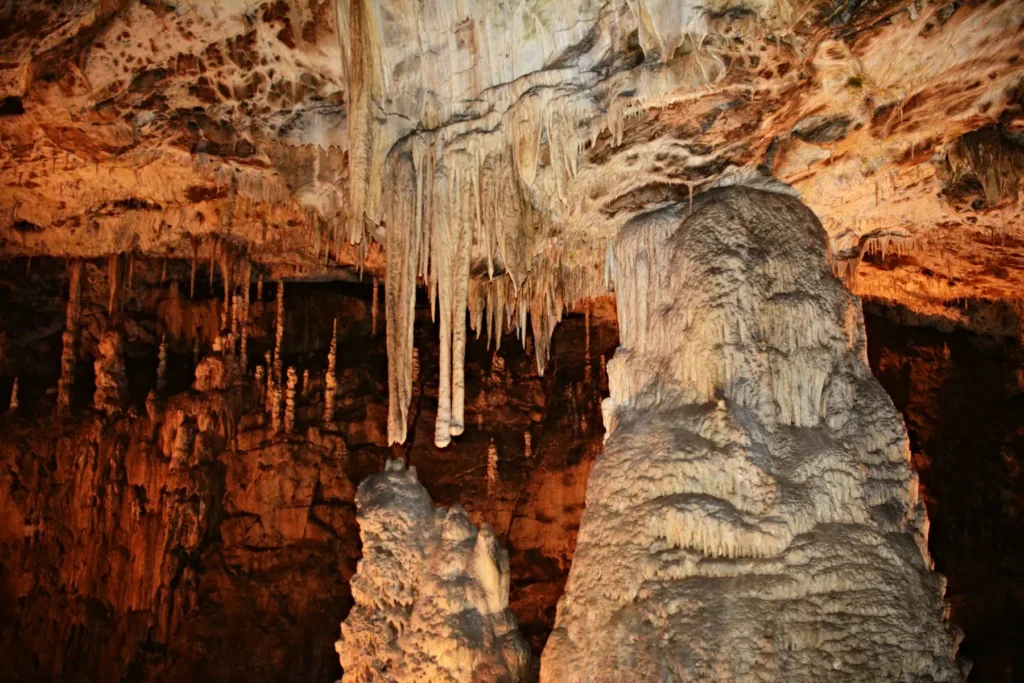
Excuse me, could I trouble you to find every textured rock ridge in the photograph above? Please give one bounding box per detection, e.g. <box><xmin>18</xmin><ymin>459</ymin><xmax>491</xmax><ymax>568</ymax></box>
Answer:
<box><xmin>541</xmin><ymin>185</ymin><xmax>961</xmax><ymax>682</ymax></box>
<box><xmin>338</xmin><ymin>459</ymin><xmax>529</xmax><ymax>682</ymax></box>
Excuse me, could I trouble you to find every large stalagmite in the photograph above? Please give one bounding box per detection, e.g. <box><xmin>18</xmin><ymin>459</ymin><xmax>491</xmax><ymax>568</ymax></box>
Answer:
<box><xmin>337</xmin><ymin>459</ymin><xmax>529</xmax><ymax>683</ymax></box>
<box><xmin>541</xmin><ymin>184</ymin><xmax>961</xmax><ymax>681</ymax></box>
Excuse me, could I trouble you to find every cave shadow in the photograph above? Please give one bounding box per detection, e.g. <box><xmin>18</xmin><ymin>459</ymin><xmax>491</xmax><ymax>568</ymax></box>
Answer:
<box><xmin>865</xmin><ymin>307</ymin><xmax>1024</xmax><ymax>682</ymax></box>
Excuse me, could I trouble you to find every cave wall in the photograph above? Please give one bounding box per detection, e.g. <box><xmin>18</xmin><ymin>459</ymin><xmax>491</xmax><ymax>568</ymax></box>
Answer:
<box><xmin>866</xmin><ymin>309</ymin><xmax>1024</xmax><ymax>682</ymax></box>
<box><xmin>0</xmin><ymin>260</ymin><xmax>614</xmax><ymax>682</ymax></box>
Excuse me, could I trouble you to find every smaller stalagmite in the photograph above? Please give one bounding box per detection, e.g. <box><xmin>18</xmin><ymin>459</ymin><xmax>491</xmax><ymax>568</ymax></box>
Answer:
<box><xmin>337</xmin><ymin>459</ymin><xmax>528</xmax><ymax>683</ymax></box>
<box><xmin>274</xmin><ymin>280</ymin><xmax>285</xmax><ymax>388</ymax></box>
<box><xmin>487</xmin><ymin>438</ymin><xmax>499</xmax><ymax>493</ymax></box>
<box><xmin>56</xmin><ymin>260</ymin><xmax>83</xmax><ymax>413</ymax></box>
<box><xmin>324</xmin><ymin>319</ymin><xmax>338</xmax><ymax>424</ymax></box>
<box><xmin>156</xmin><ymin>336</ymin><xmax>168</xmax><ymax>394</ymax></box>
<box><xmin>8</xmin><ymin>378</ymin><xmax>18</xmax><ymax>412</ymax></box>
<box><xmin>93</xmin><ymin>330</ymin><xmax>128</xmax><ymax>416</ymax></box>
<box><xmin>284</xmin><ymin>367</ymin><xmax>297</xmax><ymax>433</ymax></box>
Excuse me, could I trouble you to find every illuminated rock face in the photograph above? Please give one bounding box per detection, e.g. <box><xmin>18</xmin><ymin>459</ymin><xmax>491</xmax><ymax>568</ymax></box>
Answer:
<box><xmin>541</xmin><ymin>184</ymin><xmax>961</xmax><ymax>682</ymax></box>
<box><xmin>337</xmin><ymin>459</ymin><xmax>529</xmax><ymax>683</ymax></box>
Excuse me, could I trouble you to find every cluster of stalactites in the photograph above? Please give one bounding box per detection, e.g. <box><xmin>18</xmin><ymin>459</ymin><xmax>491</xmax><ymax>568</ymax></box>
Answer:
<box><xmin>364</xmin><ymin>0</ymin><xmax>763</xmax><ymax>448</ymax></box>
<box><xmin>381</xmin><ymin>138</ymin><xmax>615</xmax><ymax>447</ymax></box>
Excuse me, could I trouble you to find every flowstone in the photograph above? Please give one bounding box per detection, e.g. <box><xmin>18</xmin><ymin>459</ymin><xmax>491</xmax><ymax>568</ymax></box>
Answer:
<box><xmin>337</xmin><ymin>459</ymin><xmax>529</xmax><ymax>683</ymax></box>
<box><xmin>541</xmin><ymin>185</ymin><xmax>962</xmax><ymax>682</ymax></box>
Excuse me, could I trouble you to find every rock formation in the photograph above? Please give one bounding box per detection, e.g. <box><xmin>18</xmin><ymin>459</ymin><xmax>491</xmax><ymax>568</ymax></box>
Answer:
<box><xmin>325</xmin><ymin>319</ymin><xmax>338</xmax><ymax>424</ymax></box>
<box><xmin>56</xmin><ymin>260</ymin><xmax>83</xmax><ymax>413</ymax></box>
<box><xmin>337</xmin><ymin>459</ymin><xmax>529</xmax><ymax>683</ymax></box>
<box><xmin>541</xmin><ymin>185</ymin><xmax>961</xmax><ymax>681</ymax></box>
<box><xmin>8</xmin><ymin>377</ymin><xmax>18</xmax><ymax>412</ymax></box>
<box><xmin>93</xmin><ymin>330</ymin><xmax>128</xmax><ymax>415</ymax></box>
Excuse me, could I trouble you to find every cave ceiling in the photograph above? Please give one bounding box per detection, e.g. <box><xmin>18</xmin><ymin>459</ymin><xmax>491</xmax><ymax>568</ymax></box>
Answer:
<box><xmin>1</xmin><ymin>0</ymin><xmax>1022</xmax><ymax>334</ymax></box>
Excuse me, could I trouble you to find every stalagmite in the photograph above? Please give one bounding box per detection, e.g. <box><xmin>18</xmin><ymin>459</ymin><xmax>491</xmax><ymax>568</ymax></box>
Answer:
<box><xmin>192</xmin><ymin>336</ymin><xmax>200</xmax><ymax>366</ymax></box>
<box><xmin>371</xmin><ymin>278</ymin><xmax>379</xmax><ymax>336</ymax></box>
<box><xmin>324</xmin><ymin>319</ymin><xmax>337</xmax><ymax>424</ymax></box>
<box><xmin>584</xmin><ymin>303</ymin><xmax>592</xmax><ymax>384</ymax></box>
<box><xmin>255</xmin><ymin>365</ymin><xmax>265</xmax><ymax>404</ymax></box>
<box><xmin>93</xmin><ymin>330</ymin><xmax>128</xmax><ymax>416</ymax></box>
<box><xmin>524</xmin><ymin>431</ymin><xmax>532</xmax><ymax>460</ymax></box>
<box><xmin>487</xmin><ymin>439</ymin><xmax>499</xmax><ymax>493</ymax></box>
<box><xmin>240</xmin><ymin>261</ymin><xmax>251</xmax><ymax>370</ymax></box>
<box><xmin>337</xmin><ymin>459</ymin><xmax>529</xmax><ymax>683</ymax></box>
<box><xmin>145</xmin><ymin>389</ymin><xmax>157</xmax><ymax>421</ymax></box>
<box><xmin>541</xmin><ymin>184</ymin><xmax>960</xmax><ymax>682</ymax></box>
<box><xmin>230</xmin><ymin>294</ymin><xmax>241</xmax><ymax>353</ymax></box>
<box><xmin>274</xmin><ymin>280</ymin><xmax>285</xmax><ymax>389</ymax></box>
<box><xmin>264</xmin><ymin>351</ymin><xmax>274</xmax><ymax>414</ymax></box>
<box><xmin>189</xmin><ymin>237</ymin><xmax>198</xmax><ymax>298</ymax></box>
<box><xmin>302</xmin><ymin>369</ymin><xmax>310</xmax><ymax>399</ymax></box>
<box><xmin>270</xmin><ymin>377</ymin><xmax>282</xmax><ymax>435</ymax></box>
<box><xmin>56</xmin><ymin>260</ymin><xmax>83</xmax><ymax>414</ymax></box>
<box><xmin>8</xmin><ymin>378</ymin><xmax>18</xmax><ymax>412</ymax></box>
<box><xmin>156</xmin><ymin>335</ymin><xmax>167</xmax><ymax>393</ymax></box>
<box><xmin>284</xmin><ymin>367</ymin><xmax>297</xmax><ymax>433</ymax></box>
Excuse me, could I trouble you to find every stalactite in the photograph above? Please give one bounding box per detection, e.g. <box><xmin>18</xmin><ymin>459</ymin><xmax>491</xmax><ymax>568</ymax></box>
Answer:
<box><xmin>487</xmin><ymin>438</ymin><xmax>499</xmax><ymax>493</ymax></box>
<box><xmin>209</xmin><ymin>235</ymin><xmax>217</xmax><ymax>288</ymax></box>
<box><xmin>160</xmin><ymin>258</ymin><xmax>167</xmax><ymax>284</ymax></box>
<box><xmin>324</xmin><ymin>319</ymin><xmax>338</xmax><ymax>424</ymax></box>
<box><xmin>221</xmin><ymin>248</ymin><xmax>233</xmax><ymax>318</ymax></box>
<box><xmin>524</xmin><ymin>431</ymin><xmax>532</xmax><ymax>460</ymax></box>
<box><xmin>430</xmin><ymin>160</ymin><xmax>474</xmax><ymax>448</ymax></box>
<box><xmin>192</xmin><ymin>336</ymin><xmax>200</xmax><ymax>366</ymax></box>
<box><xmin>107</xmin><ymin>253</ymin><xmax>120</xmax><ymax>317</ymax></box>
<box><xmin>257</xmin><ymin>273</ymin><xmax>264</xmax><ymax>300</ymax></box>
<box><xmin>302</xmin><ymin>369</ymin><xmax>310</xmax><ymax>399</ymax></box>
<box><xmin>9</xmin><ymin>377</ymin><xmax>18</xmax><ymax>412</ymax></box>
<box><xmin>156</xmin><ymin>335</ymin><xmax>167</xmax><ymax>393</ymax></box>
<box><xmin>384</xmin><ymin>145</ymin><xmax>424</xmax><ymax>446</ymax></box>
<box><xmin>57</xmin><ymin>260</ymin><xmax>83</xmax><ymax>414</ymax></box>
<box><xmin>284</xmin><ymin>367</ymin><xmax>297</xmax><ymax>433</ymax></box>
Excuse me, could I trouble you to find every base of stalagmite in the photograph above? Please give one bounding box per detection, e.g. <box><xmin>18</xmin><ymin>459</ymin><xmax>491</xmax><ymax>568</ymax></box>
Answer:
<box><xmin>541</xmin><ymin>185</ymin><xmax>962</xmax><ymax>682</ymax></box>
<box><xmin>337</xmin><ymin>459</ymin><xmax>529</xmax><ymax>683</ymax></box>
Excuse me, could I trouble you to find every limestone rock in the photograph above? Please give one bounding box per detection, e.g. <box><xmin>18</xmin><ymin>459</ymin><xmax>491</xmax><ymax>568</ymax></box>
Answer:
<box><xmin>541</xmin><ymin>185</ymin><xmax>961</xmax><ymax>682</ymax></box>
<box><xmin>193</xmin><ymin>355</ymin><xmax>242</xmax><ymax>393</ymax></box>
<box><xmin>337</xmin><ymin>459</ymin><xmax>529</xmax><ymax>683</ymax></box>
